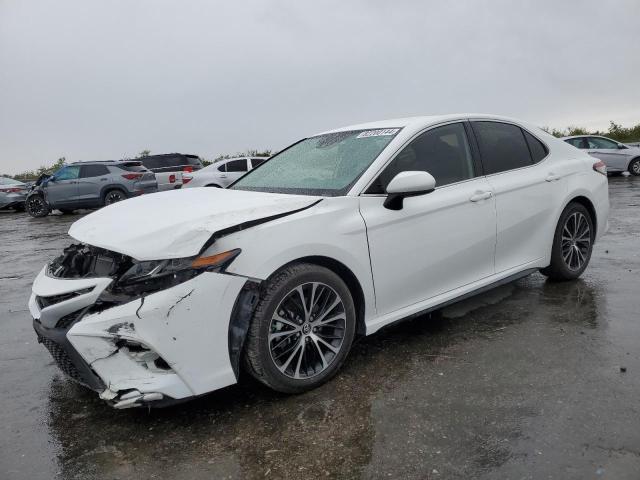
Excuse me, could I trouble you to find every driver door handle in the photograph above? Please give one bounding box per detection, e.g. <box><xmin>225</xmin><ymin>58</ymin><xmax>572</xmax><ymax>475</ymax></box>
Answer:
<box><xmin>546</xmin><ymin>173</ymin><xmax>561</xmax><ymax>182</ymax></box>
<box><xmin>469</xmin><ymin>191</ymin><xmax>493</xmax><ymax>202</ymax></box>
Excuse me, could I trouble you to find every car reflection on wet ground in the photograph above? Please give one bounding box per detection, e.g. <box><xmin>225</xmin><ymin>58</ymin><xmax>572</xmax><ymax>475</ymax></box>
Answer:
<box><xmin>1</xmin><ymin>176</ymin><xmax>639</xmax><ymax>480</ymax></box>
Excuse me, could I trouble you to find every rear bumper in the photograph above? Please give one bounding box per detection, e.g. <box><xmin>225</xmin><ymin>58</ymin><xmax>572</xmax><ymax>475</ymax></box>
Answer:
<box><xmin>29</xmin><ymin>266</ymin><xmax>247</xmax><ymax>408</ymax></box>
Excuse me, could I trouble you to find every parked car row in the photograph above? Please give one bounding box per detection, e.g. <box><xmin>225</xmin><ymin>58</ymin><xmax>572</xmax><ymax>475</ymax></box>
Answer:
<box><xmin>2</xmin><ymin>153</ymin><xmax>205</xmax><ymax>217</ymax></box>
<box><xmin>3</xmin><ymin>154</ymin><xmax>274</xmax><ymax>217</ymax></box>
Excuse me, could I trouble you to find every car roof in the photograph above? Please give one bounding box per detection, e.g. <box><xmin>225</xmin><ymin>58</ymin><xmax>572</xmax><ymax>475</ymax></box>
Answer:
<box><xmin>316</xmin><ymin>113</ymin><xmax>531</xmax><ymax>136</ymax></box>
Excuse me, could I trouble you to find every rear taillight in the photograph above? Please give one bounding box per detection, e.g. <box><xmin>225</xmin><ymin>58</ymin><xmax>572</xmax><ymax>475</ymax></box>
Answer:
<box><xmin>169</xmin><ymin>174</ymin><xmax>176</xmax><ymax>183</ymax></box>
<box><xmin>122</xmin><ymin>173</ymin><xmax>143</xmax><ymax>180</ymax></box>
<box><xmin>183</xmin><ymin>166</ymin><xmax>193</xmax><ymax>173</ymax></box>
<box><xmin>0</xmin><ymin>187</ymin><xmax>23</xmax><ymax>193</ymax></box>
<box><xmin>593</xmin><ymin>160</ymin><xmax>607</xmax><ymax>176</ymax></box>
<box><xmin>183</xmin><ymin>175</ymin><xmax>192</xmax><ymax>184</ymax></box>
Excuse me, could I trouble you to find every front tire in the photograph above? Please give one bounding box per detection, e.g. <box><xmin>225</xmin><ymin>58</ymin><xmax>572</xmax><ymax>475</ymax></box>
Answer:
<box><xmin>628</xmin><ymin>158</ymin><xmax>640</xmax><ymax>176</ymax></box>
<box><xmin>26</xmin><ymin>195</ymin><xmax>50</xmax><ymax>218</ymax></box>
<box><xmin>540</xmin><ymin>202</ymin><xmax>594</xmax><ymax>281</ymax></box>
<box><xmin>243</xmin><ymin>263</ymin><xmax>356</xmax><ymax>393</ymax></box>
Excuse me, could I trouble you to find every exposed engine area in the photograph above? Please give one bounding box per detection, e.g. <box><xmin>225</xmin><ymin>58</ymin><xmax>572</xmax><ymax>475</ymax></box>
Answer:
<box><xmin>48</xmin><ymin>243</ymin><xmax>133</xmax><ymax>280</ymax></box>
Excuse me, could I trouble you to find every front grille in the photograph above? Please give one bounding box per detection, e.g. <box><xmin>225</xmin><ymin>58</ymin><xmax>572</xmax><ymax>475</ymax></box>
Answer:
<box><xmin>38</xmin><ymin>334</ymin><xmax>85</xmax><ymax>384</ymax></box>
<box><xmin>37</xmin><ymin>287</ymin><xmax>93</xmax><ymax>309</ymax></box>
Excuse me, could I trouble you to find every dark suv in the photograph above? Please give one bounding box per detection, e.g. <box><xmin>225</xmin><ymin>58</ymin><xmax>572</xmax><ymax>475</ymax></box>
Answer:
<box><xmin>25</xmin><ymin>160</ymin><xmax>157</xmax><ymax>217</ymax></box>
<box><xmin>137</xmin><ymin>153</ymin><xmax>203</xmax><ymax>191</ymax></box>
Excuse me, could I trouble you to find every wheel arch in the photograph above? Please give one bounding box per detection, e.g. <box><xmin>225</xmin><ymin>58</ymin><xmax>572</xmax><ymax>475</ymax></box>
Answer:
<box><xmin>628</xmin><ymin>156</ymin><xmax>640</xmax><ymax>171</ymax></box>
<box><xmin>568</xmin><ymin>195</ymin><xmax>597</xmax><ymax>235</ymax></box>
<box><xmin>100</xmin><ymin>185</ymin><xmax>128</xmax><ymax>202</ymax></box>
<box><xmin>273</xmin><ymin>256</ymin><xmax>367</xmax><ymax>337</ymax></box>
<box><xmin>227</xmin><ymin>255</ymin><xmax>367</xmax><ymax>380</ymax></box>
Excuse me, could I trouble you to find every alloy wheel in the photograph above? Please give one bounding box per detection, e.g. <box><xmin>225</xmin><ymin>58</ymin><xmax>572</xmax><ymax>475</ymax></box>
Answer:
<box><xmin>105</xmin><ymin>191</ymin><xmax>125</xmax><ymax>205</ymax></box>
<box><xmin>561</xmin><ymin>211</ymin><xmax>591</xmax><ymax>271</ymax></box>
<box><xmin>27</xmin><ymin>196</ymin><xmax>47</xmax><ymax>216</ymax></box>
<box><xmin>631</xmin><ymin>160</ymin><xmax>640</xmax><ymax>175</ymax></box>
<box><xmin>268</xmin><ymin>282</ymin><xmax>346</xmax><ymax>379</ymax></box>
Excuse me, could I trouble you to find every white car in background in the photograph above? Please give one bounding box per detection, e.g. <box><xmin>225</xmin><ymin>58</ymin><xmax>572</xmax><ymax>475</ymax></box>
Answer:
<box><xmin>182</xmin><ymin>157</ymin><xmax>268</xmax><ymax>188</ymax></box>
<box><xmin>562</xmin><ymin>135</ymin><xmax>640</xmax><ymax>176</ymax></box>
<box><xmin>30</xmin><ymin>114</ymin><xmax>608</xmax><ymax>408</ymax></box>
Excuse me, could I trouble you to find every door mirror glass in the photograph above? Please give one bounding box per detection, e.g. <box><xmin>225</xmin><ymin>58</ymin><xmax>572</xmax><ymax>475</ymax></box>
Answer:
<box><xmin>618</xmin><ymin>144</ymin><xmax>628</xmax><ymax>150</ymax></box>
<box><xmin>384</xmin><ymin>171</ymin><xmax>436</xmax><ymax>210</ymax></box>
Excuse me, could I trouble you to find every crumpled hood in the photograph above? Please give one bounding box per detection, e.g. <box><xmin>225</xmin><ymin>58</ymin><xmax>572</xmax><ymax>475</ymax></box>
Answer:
<box><xmin>69</xmin><ymin>188</ymin><xmax>321</xmax><ymax>260</ymax></box>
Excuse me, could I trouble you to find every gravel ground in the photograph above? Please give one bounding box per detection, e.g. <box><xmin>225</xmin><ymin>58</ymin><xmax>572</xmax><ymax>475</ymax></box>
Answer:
<box><xmin>1</xmin><ymin>176</ymin><xmax>639</xmax><ymax>480</ymax></box>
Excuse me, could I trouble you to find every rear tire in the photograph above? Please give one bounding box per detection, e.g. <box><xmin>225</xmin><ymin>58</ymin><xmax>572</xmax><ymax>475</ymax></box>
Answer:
<box><xmin>103</xmin><ymin>189</ymin><xmax>126</xmax><ymax>206</ymax></box>
<box><xmin>540</xmin><ymin>202</ymin><xmax>594</xmax><ymax>281</ymax></box>
<box><xmin>26</xmin><ymin>195</ymin><xmax>50</xmax><ymax>218</ymax></box>
<box><xmin>243</xmin><ymin>263</ymin><xmax>356</xmax><ymax>394</ymax></box>
<box><xmin>628</xmin><ymin>158</ymin><xmax>640</xmax><ymax>176</ymax></box>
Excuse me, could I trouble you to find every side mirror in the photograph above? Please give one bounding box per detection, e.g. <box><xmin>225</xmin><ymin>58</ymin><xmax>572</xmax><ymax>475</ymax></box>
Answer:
<box><xmin>48</xmin><ymin>176</ymin><xmax>57</xmax><ymax>182</ymax></box>
<box><xmin>618</xmin><ymin>144</ymin><xmax>628</xmax><ymax>150</ymax></box>
<box><xmin>383</xmin><ymin>171</ymin><xmax>436</xmax><ymax>210</ymax></box>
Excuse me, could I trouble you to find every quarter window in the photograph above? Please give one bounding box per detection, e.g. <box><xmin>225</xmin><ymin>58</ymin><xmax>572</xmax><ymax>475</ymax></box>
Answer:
<box><xmin>523</xmin><ymin>130</ymin><xmax>548</xmax><ymax>163</ymax></box>
<box><xmin>368</xmin><ymin>123</ymin><xmax>474</xmax><ymax>193</ymax></box>
<box><xmin>251</xmin><ymin>158</ymin><xmax>267</xmax><ymax>168</ymax></box>
<box><xmin>226</xmin><ymin>159</ymin><xmax>248</xmax><ymax>172</ymax></box>
<box><xmin>472</xmin><ymin>121</ymin><xmax>532</xmax><ymax>174</ymax></box>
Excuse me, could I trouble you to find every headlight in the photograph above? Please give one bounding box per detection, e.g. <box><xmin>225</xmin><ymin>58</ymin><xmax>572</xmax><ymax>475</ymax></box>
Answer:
<box><xmin>113</xmin><ymin>249</ymin><xmax>241</xmax><ymax>295</ymax></box>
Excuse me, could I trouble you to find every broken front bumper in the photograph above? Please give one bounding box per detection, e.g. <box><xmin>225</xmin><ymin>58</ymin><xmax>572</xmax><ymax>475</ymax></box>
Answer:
<box><xmin>29</xmin><ymin>266</ymin><xmax>247</xmax><ymax>408</ymax></box>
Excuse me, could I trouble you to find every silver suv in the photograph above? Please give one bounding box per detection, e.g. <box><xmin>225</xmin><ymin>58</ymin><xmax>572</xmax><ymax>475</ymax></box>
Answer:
<box><xmin>25</xmin><ymin>160</ymin><xmax>157</xmax><ymax>217</ymax></box>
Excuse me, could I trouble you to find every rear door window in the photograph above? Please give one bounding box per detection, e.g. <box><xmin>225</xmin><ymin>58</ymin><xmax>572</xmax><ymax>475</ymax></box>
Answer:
<box><xmin>472</xmin><ymin>121</ymin><xmax>533</xmax><ymax>174</ymax></box>
<box><xmin>565</xmin><ymin>138</ymin><xmax>589</xmax><ymax>149</ymax></box>
<box><xmin>587</xmin><ymin>137</ymin><xmax>619</xmax><ymax>149</ymax></box>
<box><xmin>226</xmin><ymin>159</ymin><xmax>248</xmax><ymax>172</ymax></box>
<box><xmin>79</xmin><ymin>165</ymin><xmax>110</xmax><ymax>178</ymax></box>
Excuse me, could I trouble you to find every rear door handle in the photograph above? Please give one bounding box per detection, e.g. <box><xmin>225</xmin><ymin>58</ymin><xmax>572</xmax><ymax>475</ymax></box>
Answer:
<box><xmin>546</xmin><ymin>173</ymin><xmax>560</xmax><ymax>182</ymax></box>
<box><xmin>469</xmin><ymin>191</ymin><xmax>493</xmax><ymax>202</ymax></box>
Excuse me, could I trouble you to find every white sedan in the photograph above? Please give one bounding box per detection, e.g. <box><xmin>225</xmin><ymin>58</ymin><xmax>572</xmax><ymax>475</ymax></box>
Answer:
<box><xmin>182</xmin><ymin>157</ymin><xmax>268</xmax><ymax>189</ymax></box>
<box><xmin>30</xmin><ymin>114</ymin><xmax>609</xmax><ymax>408</ymax></box>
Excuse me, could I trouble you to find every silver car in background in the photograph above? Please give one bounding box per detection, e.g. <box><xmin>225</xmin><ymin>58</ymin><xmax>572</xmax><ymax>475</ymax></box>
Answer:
<box><xmin>0</xmin><ymin>177</ymin><xmax>27</xmax><ymax>211</ymax></box>
<box><xmin>182</xmin><ymin>157</ymin><xmax>268</xmax><ymax>188</ymax></box>
<box><xmin>562</xmin><ymin>135</ymin><xmax>640</xmax><ymax>175</ymax></box>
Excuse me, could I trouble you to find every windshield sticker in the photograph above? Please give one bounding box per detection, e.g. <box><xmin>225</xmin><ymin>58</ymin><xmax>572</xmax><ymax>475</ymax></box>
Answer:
<box><xmin>356</xmin><ymin>128</ymin><xmax>400</xmax><ymax>139</ymax></box>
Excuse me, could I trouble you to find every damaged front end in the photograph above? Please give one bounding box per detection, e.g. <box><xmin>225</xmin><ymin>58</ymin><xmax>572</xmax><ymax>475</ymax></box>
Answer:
<box><xmin>30</xmin><ymin>243</ymin><xmax>249</xmax><ymax>408</ymax></box>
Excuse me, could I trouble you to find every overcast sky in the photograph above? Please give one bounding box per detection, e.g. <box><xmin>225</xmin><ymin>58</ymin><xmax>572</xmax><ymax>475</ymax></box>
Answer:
<box><xmin>1</xmin><ymin>0</ymin><xmax>639</xmax><ymax>174</ymax></box>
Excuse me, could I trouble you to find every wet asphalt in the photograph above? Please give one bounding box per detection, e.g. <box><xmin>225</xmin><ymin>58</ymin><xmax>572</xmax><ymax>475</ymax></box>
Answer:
<box><xmin>1</xmin><ymin>176</ymin><xmax>639</xmax><ymax>480</ymax></box>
